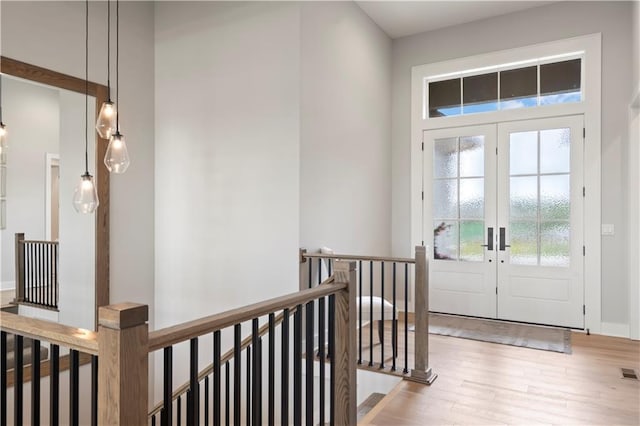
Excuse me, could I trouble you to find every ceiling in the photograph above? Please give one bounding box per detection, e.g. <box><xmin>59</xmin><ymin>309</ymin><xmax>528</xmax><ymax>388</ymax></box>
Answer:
<box><xmin>355</xmin><ymin>1</ymin><xmax>555</xmax><ymax>39</ymax></box>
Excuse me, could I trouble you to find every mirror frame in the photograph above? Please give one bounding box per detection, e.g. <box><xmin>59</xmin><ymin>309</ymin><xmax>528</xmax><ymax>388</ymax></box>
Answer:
<box><xmin>1</xmin><ymin>56</ymin><xmax>110</xmax><ymax>327</ymax></box>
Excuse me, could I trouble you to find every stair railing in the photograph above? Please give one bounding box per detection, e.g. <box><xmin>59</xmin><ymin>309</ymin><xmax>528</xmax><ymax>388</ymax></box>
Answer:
<box><xmin>300</xmin><ymin>245</ymin><xmax>436</xmax><ymax>384</ymax></box>
<box><xmin>14</xmin><ymin>232</ymin><xmax>59</xmax><ymax>309</ymax></box>
<box><xmin>0</xmin><ymin>312</ymin><xmax>98</xmax><ymax>425</ymax></box>
<box><xmin>147</xmin><ymin>260</ymin><xmax>357</xmax><ymax>425</ymax></box>
<box><xmin>2</xmin><ymin>261</ymin><xmax>358</xmax><ymax>425</ymax></box>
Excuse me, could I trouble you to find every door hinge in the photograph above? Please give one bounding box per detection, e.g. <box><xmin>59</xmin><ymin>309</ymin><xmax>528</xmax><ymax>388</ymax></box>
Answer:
<box><xmin>496</xmin><ymin>287</ymin><xmax>498</xmax><ymax>295</ymax></box>
<box><xmin>421</xmin><ymin>191</ymin><xmax>424</xmax><ymax>201</ymax></box>
<box><xmin>496</xmin><ymin>147</ymin><xmax>498</xmax><ymax>155</ymax></box>
<box><xmin>583</xmin><ymin>187</ymin><xmax>585</xmax><ymax>197</ymax></box>
<box><xmin>421</xmin><ymin>240</ymin><xmax>424</xmax><ymax>246</ymax></box>
<box><xmin>421</xmin><ymin>142</ymin><xmax>424</xmax><ymax>151</ymax></box>
<box><xmin>583</xmin><ymin>246</ymin><xmax>586</xmax><ymax>256</ymax></box>
<box><xmin>583</xmin><ymin>127</ymin><xmax>586</xmax><ymax>138</ymax></box>
<box><xmin>583</xmin><ymin>304</ymin><xmax>586</xmax><ymax>315</ymax></box>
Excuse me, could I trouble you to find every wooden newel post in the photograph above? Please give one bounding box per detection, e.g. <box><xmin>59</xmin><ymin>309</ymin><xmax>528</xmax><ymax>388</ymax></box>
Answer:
<box><xmin>14</xmin><ymin>233</ymin><xmax>24</xmax><ymax>303</ymax></box>
<box><xmin>98</xmin><ymin>303</ymin><xmax>149</xmax><ymax>425</ymax></box>
<box><xmin>333</xmin><ymin>260</ymin><xmax>357</xmax><ymax>425</ymax></box>
<box><xmin>411</xmin><ymin>246</ymin><xmax>437</xmax><ymax>384</ymax></box>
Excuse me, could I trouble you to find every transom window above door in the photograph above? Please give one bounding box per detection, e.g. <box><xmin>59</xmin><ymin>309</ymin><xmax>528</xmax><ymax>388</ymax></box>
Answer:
<box><xmin>428</xmin><ymin>57</ymin><xmax>582</xmax><ymax>118</ymax></box>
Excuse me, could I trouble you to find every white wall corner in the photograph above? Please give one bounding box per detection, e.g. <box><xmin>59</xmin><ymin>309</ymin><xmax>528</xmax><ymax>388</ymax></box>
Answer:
<box><xmin>600</xmin><ymin>321</ymin><xmax>630</xmax><ymax>339</ymax></box>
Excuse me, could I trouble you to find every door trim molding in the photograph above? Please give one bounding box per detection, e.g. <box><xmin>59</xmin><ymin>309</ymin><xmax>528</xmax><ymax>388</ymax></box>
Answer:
<box><xmin>411</xmin><ymin>33</ymin><xmax>602</xmax><ymax>333</ymax></box>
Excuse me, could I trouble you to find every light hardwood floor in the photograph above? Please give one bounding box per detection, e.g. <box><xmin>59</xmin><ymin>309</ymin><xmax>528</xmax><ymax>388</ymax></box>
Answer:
<box><xmin>361</xmin><ymin>327</ymin><xmax>640</xmax><ymax>425</ymax></box>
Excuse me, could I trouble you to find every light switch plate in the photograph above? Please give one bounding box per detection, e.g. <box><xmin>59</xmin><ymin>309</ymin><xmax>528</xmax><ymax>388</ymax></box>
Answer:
<box><xmin>601</xmin><ymin>224</ymin><xmax>615</xmax><ymax>236</ymax></box>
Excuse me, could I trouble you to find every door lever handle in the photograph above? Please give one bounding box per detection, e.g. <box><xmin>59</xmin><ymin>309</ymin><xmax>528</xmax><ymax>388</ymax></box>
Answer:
<box><xmin>481</xmin><ymin>227</ymin><xmax>494</xmax><ymax>251</ymax></box>
<box><xmin>499</xmin><ymin>227</ymin><xmax>510</xmax><ymax>251</ymax></box>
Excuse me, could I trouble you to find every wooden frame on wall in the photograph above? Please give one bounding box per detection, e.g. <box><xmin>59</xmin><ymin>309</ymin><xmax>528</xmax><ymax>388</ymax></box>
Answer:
<box><xmin>0</xmin><ymin>56</ymin><xmax>110</xmax><ymax>328</ymax></box>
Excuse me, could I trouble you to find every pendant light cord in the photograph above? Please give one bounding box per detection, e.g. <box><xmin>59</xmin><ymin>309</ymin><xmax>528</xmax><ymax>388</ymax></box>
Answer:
<box><xmin>107</xmin><ymin>0</ymin><xmax>111</xmax><ymax>99</ymax></box>
<box><xmin>85</xmin><ymin>0</ymin><xmax>89</xmax><ymax>175</ymax></box>
<box><xmin>115</xmin><ymin>0</ymin><xmax>119</xmax><ymax>131</ymax></box>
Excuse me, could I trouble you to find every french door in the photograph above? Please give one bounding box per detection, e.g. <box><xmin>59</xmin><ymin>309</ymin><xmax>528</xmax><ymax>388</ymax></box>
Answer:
<box><xmin>424</xmin><ymin>115</ymin><xmax>584</xmax><ymax>328</ymax></box>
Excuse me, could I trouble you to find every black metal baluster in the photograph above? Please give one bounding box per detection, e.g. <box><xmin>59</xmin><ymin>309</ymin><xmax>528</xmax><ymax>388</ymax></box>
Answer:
<box><xmin>234</xmin><ymin>324</ymin><xmax>241</xmax><ymax>426</ymax></box>
<box><xmin>305</xmin><ymin>301</ymin><xmax>314</xmax><ymax>426</ymax></box>
<box><xmin>328</xmin><ymin>258</ymin><xmax>332</xmax><ymax>276</ymax></box>
<box><xmin>369</xmin><ymin>261</ymin><xmax>374</xmax><ymax>367</ymax></box>
<box><xmin>213</xmin><ymin>331</ymin><xmax>221</xmax><ymax>426</ymax></box>
<box><xmin>0</xmin><ymin>332</ymin><xmax>6</xmax><ymax>426</ymax></box>
<box><xmin>162</xmin><ymin>346</ymin><xmax>172</xmax><ymax>426</ymax></box>
<box><xmin>38</xmin><ymin>244</ymin><xmax>43</xmax><ymax>305</ymax></box>
<box><xmin>392</xmin><ymin>262</ymin><xmax>397</xmax><ymax>371</ymax></box>
<box><xmin>45</xmin><ymin>244</ymin><xmax>49</xmax><ymax>305</ymax></box>
<box><xmin>318</xmin><ymin>259</ymin><xmax>322</xmax><ymax>284</ymax></box>
<box><xmin>14</xmin><ymin>335</ymin><xmax>23</xmax><ymax>426</ymax></box>
<box><xmin>225</xmin><ymin>361</ymin><xmax>230</xmax><ymax>426</ymax></box>
<box><xmin>268</xmin><ymin>313</ymin><xmax>275</xmax><ymax>426</ymax></box>
<box><xmin>252</xmin><ymin>319</ymin><xmax>259</xmax><ymax>426</ymax></box>
<box><xmin>358</xmin><ymin>260</ymin><xmax>362</xmax><ymax>365</ymax></box>
<box><xmin>308</xmin><ymin>257</ymin><xmax>312</xmax><ymax>289</ymax></box>
<box><xmin>293</xmin><ymin>305</ymin><xmax>302</xmax><ymax>426</ymax></box>
<box><xmin>69</xmin><ymin>350</ymin><xmax>79</xmax><ymax>426</ymax></box>
<box><xmin>151</xmin><ymin>414</ymin><xmax>156</xmax><ymax>426</ymax></box>
<box><xmin>246</xmin><ymin>346</ymin><xmax>251</xmax><ymax>426</ymax></box>
<box><xmin>54</xmin><ymin>244</ymin><xmax>59</xmax><ymax>308</ymax></box>
<box><xmin>257</xmin><ymin>338</ymin><xmax>263</xmax><ymax>426</ymax></box>
<box><xmin>319</xmin><ymin>296</ymin><xmax>325</xmax><ymax>426</ymax></box>
<box><xmin>91</xmin><ymin>355</ymin><xmax>98</xmax><ymax>426</ymax></box>
<box><xmin>328</xmin><ymin>295</ymin><xmax>336</xmax><ymax>426</ymax></box>
<box><xmin>177</xmin><ymin>396</ymin><xmax>181</xmax><ymax>426</ymax></box>
<box><xmin>281</xmin><ymin>309</ymin><xmax>290</xmax><ymax>426</ymax></box>
<box><xmin>404</xmin><ymin>263</ymin><xmax>409</xmax><ymax>374</ymax></box>
<box><xmin>31</xmin><ymin>339</ymin><xmax>40</xmax><ymax>425</ymax></box>
<box><xmin>26</xmin><ymin>245</ymin><xmax>31</xmax><ymax>303</ymax></box>
<box><xmin>50</xmin><ymin>344</ymin><xmax>59</xmax><ymax>426</ymax></box>
<box><xmin>188</xmin><ymin>338</ymin><xmax>199</xmax><ymax>425</ymax></box>
<box><xmin>380</xmin><ymin>262</ymin><xmax>385</xmax><ymax>368</ymax></box>
<box><xmin>205</xmin><ymin>375</ymin><xmax>210</xmax><ymax>426</ymax></box>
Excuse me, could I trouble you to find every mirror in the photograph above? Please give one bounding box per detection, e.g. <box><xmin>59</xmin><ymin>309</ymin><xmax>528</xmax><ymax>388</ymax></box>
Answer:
<box><xmin>0</xmin><ymin>56</ymin><xmax>110</xmax><ymax>330</ymax></box>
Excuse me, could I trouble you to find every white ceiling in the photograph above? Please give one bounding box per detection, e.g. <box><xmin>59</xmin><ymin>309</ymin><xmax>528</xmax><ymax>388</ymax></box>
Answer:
<box><xmin>355</xmin><ymin>1</ymin><xmax>555</xmax><ymax>39</ymax></box>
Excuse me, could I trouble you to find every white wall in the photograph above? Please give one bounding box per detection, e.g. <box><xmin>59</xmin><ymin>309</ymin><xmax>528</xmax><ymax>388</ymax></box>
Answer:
<box><xmin>629</xmin><ymin>2</ymin><xmax>640</xmax><ymax>339</ymax></box>
<box><xmin>154</xmin><ymin>1</ymin><xmax>301</xmax><ymax>326</ymax></box>
<box><xmin>58</xmin><ymin>90</ymin><xmax>96</xmax><ymax>330</ymax></box>
<box><xmin>0</xmin><ymin>78</ymin><xmax>59</xmax><ymax>288</ymax></box>
<box><xmin>299</xmin><ymin>1</ymin><xmax>392</xmax><ymax>256</ymax></box>
<box><xmin>391</xmin><ymin>1</ymin><xmax>635</xmax><ymax>328</ymax></box>
<box><xmin>1</xmin><ymin>1</ymin><xmax>156</xmax><ymax>324</ymax></box>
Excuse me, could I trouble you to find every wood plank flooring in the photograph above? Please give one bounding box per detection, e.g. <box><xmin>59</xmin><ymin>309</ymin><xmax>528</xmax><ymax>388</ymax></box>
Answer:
<box><xmin>360</xmin><ymin>327</ymin><xmax>640</xmax><ymax>425</ymax></box>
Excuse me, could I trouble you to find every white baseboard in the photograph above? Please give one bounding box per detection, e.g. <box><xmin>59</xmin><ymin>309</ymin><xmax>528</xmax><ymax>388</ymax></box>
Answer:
<box><xmin>1</xmin><ymin>280</ymin><xmax>15</xmax><ymax>291</ymax></box>
<box><xmin>600</xmin><ymin>321</ymin><xmax>630</xmax><ymax>338</ymax></box>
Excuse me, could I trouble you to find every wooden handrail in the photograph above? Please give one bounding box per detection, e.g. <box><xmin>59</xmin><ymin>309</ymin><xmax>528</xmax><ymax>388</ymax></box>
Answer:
<box><xmin>19</xmin><ymin>240</ymin><xmax>59</xmax><ymax>245</ymax></box>
<box><xmin>148</xmin><ymin>309</ymin><xmax>293</xmax><ymax>417</ymax></box>
<box><xmin>148</xmin><ymin>277</ymin><xmax>340</xmax><ymax>352</ymax></box>
<box><xmin>303</xmin><ymin>252</ymin><xmax>415</xmax><ymax>264</ymax></box>
<box><xmin>0</xmin><ymin>312</ymin><xmax>98</xmax><ymax>355</ymax></box>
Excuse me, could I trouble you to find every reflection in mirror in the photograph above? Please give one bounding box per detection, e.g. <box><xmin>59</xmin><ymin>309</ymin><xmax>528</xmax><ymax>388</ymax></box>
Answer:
<box><xmin>0</xmin><ymin>74</ymin><xmax>98</xmax><ymax>330</ymax></box>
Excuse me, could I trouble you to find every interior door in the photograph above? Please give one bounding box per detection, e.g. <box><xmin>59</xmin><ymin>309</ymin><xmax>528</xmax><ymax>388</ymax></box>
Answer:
<box><xmin>423</xmin><ymin>125</ymin><xmax>497</xmax><ymax>318</ymax></box>
<box><xmin>496</xmin><ymin>116</ymin><xmax>584</xmax><ymax>328</ymax></box>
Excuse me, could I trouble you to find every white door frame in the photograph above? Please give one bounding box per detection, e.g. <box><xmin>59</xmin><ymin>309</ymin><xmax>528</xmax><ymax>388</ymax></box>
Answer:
<box><xmin>45</xmin><ymin>152</ymin><xmax>60</xmax><ymax>241</ymax></box>
<box><xmin>411</xmin><ymin>34</ymin><xmax>602</xmax><ymax>332</ymax></box>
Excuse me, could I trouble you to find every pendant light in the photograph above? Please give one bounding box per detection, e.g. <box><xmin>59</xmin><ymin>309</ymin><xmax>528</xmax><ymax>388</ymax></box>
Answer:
<box><xmin>95</xmin><ymin>0</ymin><xmax>116</xmax><ymax>139</ymax></box>
<box><xmin>0</xmin><ymin>73</ymin><xmax>7</xmax><ymax>150</ymax></box>
<box><xmin>104</xmin><ymin>0</ymin><xmax>130</xmax><ymax>174</ymax></box>
<box><xmin>73</xmin><ymin>0</ymin><xmax>99</xmax><ymax>214</ymax></box>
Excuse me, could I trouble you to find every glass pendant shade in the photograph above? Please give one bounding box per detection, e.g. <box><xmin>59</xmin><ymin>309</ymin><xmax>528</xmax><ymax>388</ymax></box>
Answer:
<box><xmin>73</xmin><ymin>173</ymin><xmax>99</xmax><ymax>214</ymax></box>
<box><xmin>95</xmin><ymin>101</ymin><xmax>116</xmax><ymax>139</ymax></box>
<box><xmin>104</xmin><ymin>131</ymin><xmax>130</xmax><ymax>173</ymax></box>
